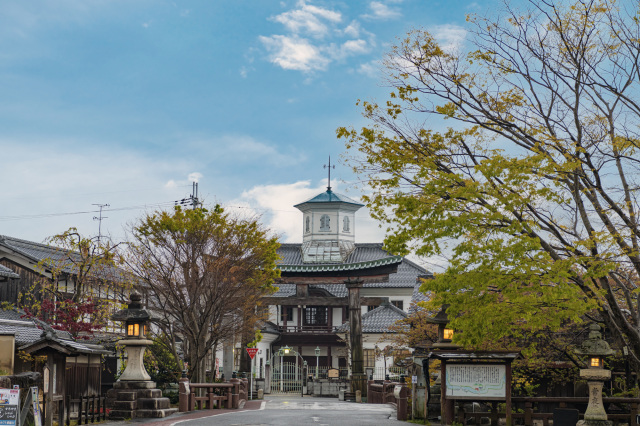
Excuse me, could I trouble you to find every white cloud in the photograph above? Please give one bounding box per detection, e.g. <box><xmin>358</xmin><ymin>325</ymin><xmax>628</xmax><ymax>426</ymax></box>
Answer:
<box><xmin>271</xmin><ymin>1</ymin><xmax>342</xmax><ymax>39</ymax></box>
<box><xmin>357</xmin><ymin>60</ymin><xmax>380</xmax><ymax>78</ymax></box>
<box><xmin>362</xmin><ymin>1</ymin><xmax>402</xmax><ymax>20</ymax></box>
<box><xmin>342</xmin><ymin>20</ymin><xmax>362</xmax><ymax>38</ymax></box>
<box><xmin>432</xmin><ymin>24</ymin><xmax>467</xmax><ymax>52</ymax></box>
<box><xmin>235</xmin><ymin>180</ymin><xmax>386</xmax><ymax>243</ymax></box>
<box><xmin>189</xmin><ymin>134</ymin><xmax>307</xmax><ymax>166</ymax></box>
<box><xmin>258</xmin><ymin>1</ymin><xmax>377</xmax><ymax>73</ymax></box>
<box><xmin>260</xmin><ymin>35</ymin><xmax>330</xmax><ymax>72</ymax></box>
<box><xmin>0</xmin><ymin>139</ymin><xmax>194</xmax><ymax>244</ymax></box>
<box><xmin>188</xmin><ymin>172</ymin><xmax>202</xmax><ymax>183</ymax></box>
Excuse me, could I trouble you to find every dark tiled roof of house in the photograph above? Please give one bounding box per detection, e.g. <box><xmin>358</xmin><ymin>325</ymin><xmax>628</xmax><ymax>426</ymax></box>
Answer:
<box><xmin>0</xmin><ymin>264</ymin><xmax>19</xmax><ymax>279</ymax></box>
<box><xmin>337</xmin><ymin>302</ymin><xmax>408</xmax><ymax>333</ymax></box>
<box><xmin>0</xmin><ymin>308</ymin><xmax>109</xmax><ymax>354</ymax></box>
<box><xmin>0</xmin><ymin>235</ymin><xmax>133</xmax><ymax>282</ymax></box>
<box><xmin>271</xmin><ymin>283</ymin><xmax>349</xmax><ymax>298</ymax></box>
<box><xmin>0</xmin><ymin>308</ymin><xmax>71</xmax><ymax>345</ymax></box>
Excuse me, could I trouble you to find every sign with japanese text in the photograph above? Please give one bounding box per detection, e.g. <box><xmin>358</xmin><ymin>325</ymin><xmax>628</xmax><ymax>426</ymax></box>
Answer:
<box><xmin>445</xmin><ymin>364</ymin><xmax>506</xmax><ymax>399</ymax></box>
<box><xmin>0</xmin><ymin>388</ymin><xmax>19</xmax><ymax>425</ymax></box>
<box><xmin>246</xmin><ymin>348</ymin><xmax>259</xmax><ymax>360</ymax></box>
<box><xmin>31</xmin><ymin>387</ymin><xmax>41</xmax><ymax>426</ymax></box>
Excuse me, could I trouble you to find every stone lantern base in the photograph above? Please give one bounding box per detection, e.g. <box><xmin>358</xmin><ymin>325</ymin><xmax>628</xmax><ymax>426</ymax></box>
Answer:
<box><xmin>576</xmin><ymin>369</ymin><xmax>612</xmax><ymax>426</ymax></box>
<box><xmin>107</xmin><ymin>380</ymin><xmax>178</xmax><ymax>419</ymax></box>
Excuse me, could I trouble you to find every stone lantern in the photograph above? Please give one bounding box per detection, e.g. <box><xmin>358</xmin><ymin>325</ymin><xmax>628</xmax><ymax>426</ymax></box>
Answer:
<box><xmin>426</xmin><ymin>305</ymin><xmax>460</xmax><ymax>349</ymax></box>
<box><xmin>575</xmin><ymin>323</ymin><xmax>614</xmax><ymax>426</ymax></box>
<box><xmin>112</xmin><ymin>293</ymin><xmax>152</xmax><ymax>381</ymax></box>
<box><xmin>107</xmin><ymin>293</ymin><xmax>176</xmax><ymax>419</ymax></box>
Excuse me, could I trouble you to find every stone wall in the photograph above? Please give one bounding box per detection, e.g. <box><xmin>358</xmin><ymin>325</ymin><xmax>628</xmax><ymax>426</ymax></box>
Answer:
<box><xmin>307</xmin><ymin>380</ymin><xmax>349</xmax><ymax>397</ymax></box>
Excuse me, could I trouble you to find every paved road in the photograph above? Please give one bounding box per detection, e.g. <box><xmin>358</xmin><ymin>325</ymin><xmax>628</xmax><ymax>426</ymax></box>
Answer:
<box><xmin>173</xmin><ymin>395</ymin><xmax>400</xmax><ymax>426</ymax></box>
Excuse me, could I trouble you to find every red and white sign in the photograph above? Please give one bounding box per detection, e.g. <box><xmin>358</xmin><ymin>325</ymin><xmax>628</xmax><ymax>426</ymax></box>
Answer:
<box><xmin>246</xmin><ymin>348</ymin><xmax>259</xmax><ymax>359</ymax></box>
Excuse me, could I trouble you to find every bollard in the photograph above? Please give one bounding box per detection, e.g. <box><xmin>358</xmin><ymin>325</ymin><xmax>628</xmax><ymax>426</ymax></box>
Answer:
<box><xmin>356</xmin><ymin>390</ymin><xmax>362</xmax><ymax>403</ymax></box>
<box><xmin>230</xmin><ymin>377</ymin><xmax>240</xmax><ymax>409</ymax></box>
<box><xmin>178</xmin><ymin>371</ymin><xmax>190</xmax><ymax>412</ymax></box>
<box><xmin>257</xmin><ymin>389</ymin><xmax>264</xmax><ymax>399</ymax></box>
<box><xmin>396</xmin><ymin>385</ymin><xmax>408</xmax><ymax>421</ymax></box>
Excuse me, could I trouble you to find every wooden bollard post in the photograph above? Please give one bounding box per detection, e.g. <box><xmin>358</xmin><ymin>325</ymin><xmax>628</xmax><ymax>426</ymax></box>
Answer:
<box><xmin>524</xmin><ymin>401</ymin><xmax>533</xmax><ymax>426</ymax></box>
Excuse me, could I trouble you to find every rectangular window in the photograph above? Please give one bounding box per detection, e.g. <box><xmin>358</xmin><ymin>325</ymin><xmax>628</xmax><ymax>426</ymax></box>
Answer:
<box><xmin>280</xmin><ymin>306</ymin><xmax>293</xmax><ymax>322</ymax></box>
<box><xmin>304</xmin><ymin>306</ymin><xmax>328</xmax><ymax>325</ymax></box>
<box><xmin>391</xmin><ymin>300</ymin><xmax>404</xmax><ymax>311</ymax></box>
<box><xmin>364</xmin><ymin>349</ymin><xmax>376</xmax><ymax>368</ymax></box>
<box><xmin>367</xmin><ymin>305</ymin><xmax>379</xmax><ymax>312</ymax></box>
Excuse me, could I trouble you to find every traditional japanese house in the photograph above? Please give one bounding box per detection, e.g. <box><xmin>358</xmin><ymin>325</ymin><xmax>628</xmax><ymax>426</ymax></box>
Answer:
<box><xmin>236</xmin><ymin>185</ymin><xmax>431</xmax><ymax>388</ymax></box>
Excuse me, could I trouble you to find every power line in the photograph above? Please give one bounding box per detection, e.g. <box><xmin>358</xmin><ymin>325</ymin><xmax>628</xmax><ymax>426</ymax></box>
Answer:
<box><xmin>0</xmin><ymin>200</ymin><xmax>178</xmax><ymax>222</ymax></box>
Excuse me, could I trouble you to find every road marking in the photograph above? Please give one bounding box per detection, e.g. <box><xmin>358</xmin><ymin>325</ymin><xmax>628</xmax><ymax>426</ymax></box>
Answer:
<box><xmin>312</xmin><ymin>416</ymin><xmax>320</xmax><ymax>422</ymax></box>
<box><xmin>260</xmin><ymin>401</ymin><xmax>266</xmax><ymax>410</ymax></box>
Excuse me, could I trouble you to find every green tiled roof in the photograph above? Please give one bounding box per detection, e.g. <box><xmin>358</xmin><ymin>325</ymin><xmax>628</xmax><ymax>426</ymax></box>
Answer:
<box><xmin>294</xmin><ymin>190</ymin><xmax>364</xmax><ymax>208</ymax></box>
<box><xmin>278</xmin><ymin>255</ymin><xmax>403</xmax><ymax>273</ymax></box>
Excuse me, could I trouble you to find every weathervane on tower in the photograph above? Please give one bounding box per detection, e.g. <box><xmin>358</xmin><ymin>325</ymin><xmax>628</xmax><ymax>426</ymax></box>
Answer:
<box><xmin>324</xmin><ymin>156</ymin><xmax>335</xmax><ymax>191</ymax></box>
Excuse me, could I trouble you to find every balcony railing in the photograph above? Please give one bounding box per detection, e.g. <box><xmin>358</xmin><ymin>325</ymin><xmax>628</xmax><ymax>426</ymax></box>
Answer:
<box><xmin>278</xmin><ymin>325</ymin><xmax>338</xmax><ymax>334</ymax></box>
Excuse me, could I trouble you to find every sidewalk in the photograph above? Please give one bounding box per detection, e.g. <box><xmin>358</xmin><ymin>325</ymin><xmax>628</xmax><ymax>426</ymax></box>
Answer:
<box><xmin>101</xmin><ymin>400</ymin><xmax>264</xmax><ymax>426</ymax></box>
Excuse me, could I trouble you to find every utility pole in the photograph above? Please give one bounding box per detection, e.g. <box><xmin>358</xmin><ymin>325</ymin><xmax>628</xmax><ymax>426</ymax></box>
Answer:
<box><xmin>175</xmin><ymin>182</ymin><xmax>201</xmax><ymax>210</ymax></box>
<box><xmin>93</xmin><ymin>203</ymin><xmax>110</xmax><ymax>242</ymax></box>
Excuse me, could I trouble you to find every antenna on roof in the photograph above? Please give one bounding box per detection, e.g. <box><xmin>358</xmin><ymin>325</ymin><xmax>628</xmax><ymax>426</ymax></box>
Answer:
<box><xmin>323</xmin><ymin>156</ymin><xmax>335</xmax><ymax>191</ymax></box>
<box><xmin>92</xmin><ymin>203</ymin><xmax>110</xmax><ymax>243</ymax></box>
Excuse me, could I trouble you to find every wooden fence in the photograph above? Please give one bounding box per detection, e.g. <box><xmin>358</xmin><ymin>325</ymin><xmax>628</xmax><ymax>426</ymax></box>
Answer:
<box><xmin>457</xmin><ymin>397</ymin><xmax>640</xmax><ymax>426</ymax></box>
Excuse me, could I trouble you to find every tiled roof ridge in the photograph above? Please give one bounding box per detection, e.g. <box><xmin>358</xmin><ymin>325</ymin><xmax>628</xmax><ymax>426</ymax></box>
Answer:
<box><xmin>362</xmin><ymin>302</ymin><xmax>408</xmax><ymax>321</ymax></box>
<box><xmin>401</xmin><ymin>257</ymin><xmax>431</xmax><ymax>275</ymax></box>
<box><xmin>0</xmin><ymin>235</ymin><xmax>69</xmax><ymax>262</ymax></box>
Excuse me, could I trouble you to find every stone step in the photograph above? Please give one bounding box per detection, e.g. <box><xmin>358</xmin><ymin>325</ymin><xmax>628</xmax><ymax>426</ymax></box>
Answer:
<box><xmin>112</xmin><ymin>400</ymin><xmax>136</xmax><ymax>410</ymax></box>
<box><xmin>135</xmin><ymin>408</ymin><xmax>178</xmax><ymax>418</ymax></box>
<box><xmin>137</xmin><ymin>389</ymin><xmax>163</xmax><ymax>398</ymax></box>
<box><xmin>137</xmin><ymin>397</ymin><xmax>170</xmax><ymax>410</ymax></box>
<box><xmin>109</xmin><ymin>409</ymin><xmax>135</xmax><ymax>420</ymax></box>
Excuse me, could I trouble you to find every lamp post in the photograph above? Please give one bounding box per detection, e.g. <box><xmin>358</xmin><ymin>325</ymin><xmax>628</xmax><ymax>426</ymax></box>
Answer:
<box><xmin>315</xmin><ymin>346</ymin><xmax>321</xmax><ymax>379</ymax></box>
<box><xmin>575</xmin><ymin>323</ymin><xmax>614</xmax><ymax>426</ymax></box>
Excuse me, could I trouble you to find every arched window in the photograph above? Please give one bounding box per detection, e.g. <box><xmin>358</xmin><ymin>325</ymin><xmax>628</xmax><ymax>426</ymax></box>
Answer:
<box><xmin>343</xmin><ymin>216</ymin><xmax>350</xmax><ymax>232</ymax></box>
<box><xmin>320</xmin><ymin>214</ymin><xmax>330</xmax><ymax>231</ymax></box>
<box><xmin>305</xmin><ymin>216</ymin><xmax>310</xmax><ymax>233</ymax></box>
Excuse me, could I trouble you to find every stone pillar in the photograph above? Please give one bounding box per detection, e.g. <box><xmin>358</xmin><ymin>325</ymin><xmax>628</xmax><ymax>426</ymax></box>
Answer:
<box><xmin>346</xmin><ymin>277</ymin><xmax>365</xmax><ymax>395</ymax></box>
<box><xmin>265</xmin><ymin>363</ymin><xmax>271</xmax><ymax>394</ymax></box>
<box><xmin>577</xmin><ymin>368</ymin><xmax>612</xmax><ymax>426</ymax></box>
<box><xmin>223</xmin><ymin>343</ymin><xmax>234</xmax><ymax>380</ymax></box>
<box><xmin>118</xmin><ymin>339</ymin><xmax>152</xmax><ymax>381</ymax></box>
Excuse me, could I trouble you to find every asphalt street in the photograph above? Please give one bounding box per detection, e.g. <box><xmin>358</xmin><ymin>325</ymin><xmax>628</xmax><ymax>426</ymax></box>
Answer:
<box><xmin>172</xmin><ymin>395</ymin><xmax>402</xmax><ymax>426</ymax></box>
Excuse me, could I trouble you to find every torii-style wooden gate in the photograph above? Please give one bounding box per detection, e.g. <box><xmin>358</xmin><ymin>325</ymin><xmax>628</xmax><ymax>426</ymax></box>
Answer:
<box><xmin>273</xmin><ymin>256</ymin><xmax>403</xmax><ymax>394</ymax></box>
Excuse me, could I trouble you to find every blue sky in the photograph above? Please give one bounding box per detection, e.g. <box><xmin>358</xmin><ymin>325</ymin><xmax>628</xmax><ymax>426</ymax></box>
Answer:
<box><xmin>0</xmin><ymin>0</ymin><xmax>491</xmax><ymax>254</ymax></box>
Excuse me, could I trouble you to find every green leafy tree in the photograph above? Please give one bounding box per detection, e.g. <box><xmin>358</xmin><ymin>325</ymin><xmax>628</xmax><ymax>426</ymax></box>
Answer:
<box><xmin>21</xmin><ymin>228</ymin><xmax>130</xmax><ymax>339</ymax></box>
<box><xmin>339</xmin><ymin>0</ymin><xmax>640</xmax><ymax>366</ymax></box>
<box><xmin>127</xmin><ymin>206</ymin><xmax>279</xmax><ymax>383</ymax></box>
